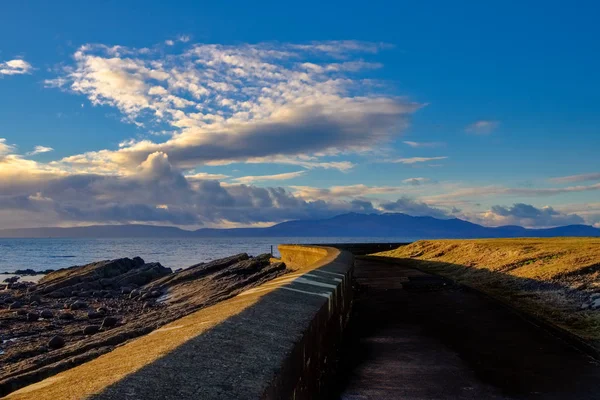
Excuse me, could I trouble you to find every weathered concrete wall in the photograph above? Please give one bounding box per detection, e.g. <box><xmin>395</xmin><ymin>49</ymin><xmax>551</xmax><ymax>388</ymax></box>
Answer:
<box><xmin>313</xmin><ymin>242</ymin><xmax>409</xmax><ymax>256</ymax></box>
<box><xmin>265</xmin><ymin>245</ymin><xmax>354</xmax><ymax>399</ymax></box>
<box><xmin>7</xmin><ymin>246</ymin><xmax>354</xmax><ymax>400</ymax></box>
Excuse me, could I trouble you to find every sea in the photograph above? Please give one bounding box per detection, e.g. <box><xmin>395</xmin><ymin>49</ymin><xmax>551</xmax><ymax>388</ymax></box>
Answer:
<box><xmin>0</xmin><ymin>237</ymin><xmax>414</xmax><ymax>273</ymax></box>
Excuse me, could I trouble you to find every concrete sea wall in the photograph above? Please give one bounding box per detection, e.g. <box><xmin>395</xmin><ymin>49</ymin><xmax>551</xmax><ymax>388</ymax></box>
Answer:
<box><xmin>7</xmin><ymin>245</ymin><xmax>354</xmax><ymax>400</ymax></box>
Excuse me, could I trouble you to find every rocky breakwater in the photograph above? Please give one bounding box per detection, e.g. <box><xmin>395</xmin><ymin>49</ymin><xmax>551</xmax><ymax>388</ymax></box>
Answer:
<box><xmin>0</xmin><ymin>253</ymin><xmax>287</xmax><ymax>396</ymax></box>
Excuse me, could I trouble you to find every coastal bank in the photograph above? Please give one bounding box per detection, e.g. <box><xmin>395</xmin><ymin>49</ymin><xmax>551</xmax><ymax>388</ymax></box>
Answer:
<box><xmin>5</xmin><ymin>245</ymin><xmax>354</xmax><ymax>399</ymax></box>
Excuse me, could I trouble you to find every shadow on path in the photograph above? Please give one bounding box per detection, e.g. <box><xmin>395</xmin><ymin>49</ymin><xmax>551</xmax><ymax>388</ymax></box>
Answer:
<box><xmin>333</xmin><ymin>257</ymin><xmax>600</xmax><ymax>399</ymax></box>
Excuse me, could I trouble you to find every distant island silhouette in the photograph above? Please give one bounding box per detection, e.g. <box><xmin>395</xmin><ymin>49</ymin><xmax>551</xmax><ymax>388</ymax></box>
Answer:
<box><xmin>1</xmin><ymin>213</ymin><xmax>598</xmax><ymax>238</ymax></box>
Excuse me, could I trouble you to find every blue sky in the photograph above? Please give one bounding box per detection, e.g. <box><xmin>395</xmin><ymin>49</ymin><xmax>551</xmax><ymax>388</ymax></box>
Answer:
<box><xmin>0</xmin><ymin>1</ymin><xmax>599</xmax><ymax>229</ymax></box>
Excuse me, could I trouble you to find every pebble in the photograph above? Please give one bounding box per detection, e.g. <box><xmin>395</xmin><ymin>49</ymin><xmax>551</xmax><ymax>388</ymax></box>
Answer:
<box><xmin>592</xmin><ymin>299</ymin><xmax>600</xmax><ymax>310</ymax></box>
<box><xmin>48</xmin><ymin>336</ymin><xmax>65</xmax><ymax>349</ymax></box>
<box><xmin>101</xmin><ymin>316</ymin><xmax>118</xmax><ymax>329</ymax></box>
<box><xmin>69</xmin><ymin>300</ymin><xmax>88</xmax><ymax>310</ymax></box>
<box><xmin>143</xmin><ymin>300</ymin><xmax>155</xmax><ymax>310</ymax></box>
<box><xmin>27</xmin><ymin>312</ymin><xmax>40</xmax><ymax>322</ymax></box>
<box><xmin>40</xmin><ymin>309</ymin><xmax>54</xmax><ymax>319</ymax></box>
<box><xmin>9</xmin><ymin>301</ymin><xmax>22</xmax><ymax>310</ymax></box>
<box><xmin>58</xmin><ymin>312</ymin><xmax>75</xmax><ymax>320</ymax></box>
<box><xmin>87</xmin><ymin>311</ymin><xmax>104</xmax><ymax>319</ymax></box>
<box><xmin>83</xmin><ymin>325</ymin><xmax>100</xmax><ymax>335</ymax></box>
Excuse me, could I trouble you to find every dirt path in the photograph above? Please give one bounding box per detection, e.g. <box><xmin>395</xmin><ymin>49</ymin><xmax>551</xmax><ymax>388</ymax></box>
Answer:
<box><xmin>335</xmin><ymin>257</ymin><xmax>600</xmax><ymax>399</ymax></box>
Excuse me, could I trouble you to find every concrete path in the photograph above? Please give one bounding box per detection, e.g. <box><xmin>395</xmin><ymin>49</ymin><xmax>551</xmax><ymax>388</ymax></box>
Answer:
<box><xmin>335</xmin><ymin>257</ymin><xmax>600</xmax><ymax>400</ymax></box>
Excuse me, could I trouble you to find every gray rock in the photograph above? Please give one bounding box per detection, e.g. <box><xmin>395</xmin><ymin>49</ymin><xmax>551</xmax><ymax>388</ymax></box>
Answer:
<box><xmin>9</xmin><ymin>301</ymin><xmax>22</xmax><ymax>310</ymax></box>
<box><xmin>69</xmin><ymin>300</ymin><xmax>88</xmax><ymax>310</ymax></box>
<box><xmin>48</xmin><ymin>336</ymin><xmax>65</xmax><ymax>349</ymax></box>
<box><xmin>143</xmin><ymin>300</ymin><xmax>155</xmax><ymax>310</ymax></box>
<box><xmin>88</xmin><ymin>311</ymin><xmax>105</xmax><ymax>319</ymax></box>
<box><xmin>592</xmin><ymin>298</ymin><xmax>600</xmax><ymax>309</ymax></box>
<box><xmin>27</xmin><ymin>312</ymin><xmax>40</xmax><ymax>322</ymax></box>
<box><xmin>83</xmin><ymin>325</ymin><xmax>100</xmax><ymax>335</ymax></box>
<box><xmin>29</xmin><ymin>295</ymin><xmax>42</xmax><ymax>303</ymax></box>
<box><xmin>41</xmin><ymin>309</ymin><xmax>54</xmax><ymax>319</ymax></box>
<box><xmin>58</xmin><ymin>312</ymin><xmax>75</xmax><ymax>320</ymax></box>
<box><xmin>101</xmin><ymin>316</ymin><xmax>118</xmax><ymax>329</ymax></box>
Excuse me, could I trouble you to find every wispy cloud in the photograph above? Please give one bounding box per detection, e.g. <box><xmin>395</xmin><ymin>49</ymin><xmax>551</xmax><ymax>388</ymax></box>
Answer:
<box><xmin>0</xmin><ymin>59</ymin><xmax>33</xmax><ymax>76</ymax></box>
<box><xmin>232</xmin><ymin>171</ymin><xmax>305</xmax><ymax>184</ymax></box>
<box><xmin>184</xmin><ymin>172</ymin><xmax>230</xmax><ymax>181</ymax></box>
<box><xmin>27</xmin><ymin>146</ymin><xmax>54</xmax><ymax>156</ymax></box>
<box><xmin>391</xmin><ymin>156</ymin><xmax>447</xmax><ymax>164</ymax></box>
<box><xmin>403</xmin><ymin>141</ymin><xmax>444</xmax><ymax>148</ymax></box>
<box><xmin>466</xmin><ymin>120</ymin><xmax>499</xmax><ymax>134</ymax></box>
<box><xmin>549</xmin><ymin>172</ymin><xmax>600</xmax><ymax>184</ymax></box>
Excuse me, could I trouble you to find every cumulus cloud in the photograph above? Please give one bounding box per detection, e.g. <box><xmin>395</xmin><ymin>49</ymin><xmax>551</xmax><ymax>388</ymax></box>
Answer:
<box><xmin>27</xmin><ymin>146</ymin><xmax>54</xmax><ymax>155</ymax></box>
<box><xmin>0</xmin><ymin>151</ymin><xmax>388</xmax><ymax>228</ymax></box>
<box><xmin>380</xmin><ymin>197</ymin><xmax>450</xmax><ymax>219</ymax></box>
<box><xmin>232</xmin><ymin>171</ymin><xmax>305</xmax><ymax>184</ymax></box>
<box><xmin>391</xmin><ymin>156</ymin><xmax>447</xmax><ymax>164</ymax></box>
<box><xmin>549</xmin><ymin>172</ymin><xmax>600</xmax><ymax>184</ymax></box>
<box><xmin>402</xmin><ymin>177</ymin><xmax>431</xmax><ymax>186</ymax></box>
<box><xmin>480</xmin><ymin>203</ymin><xmax>585</xmax><ymax>228</ymax></box>
<box><xmin>45</xmin><ymin>40</ymin><xmax>421</xmax><ymax>173</ymax></box>
<box><xmin>466</xmin><ymin>120</ymin><xmax>499</xmax><ymax>134</ymax></box>
<box><xmin>0</xmin><ymin>59</ymin><xmax>33</xmax><ymax>76</ymax></box>
<box><xmin>0</xmin><ymin>139</ymin><xmax>15</xmax><ymax>157</ymax></box>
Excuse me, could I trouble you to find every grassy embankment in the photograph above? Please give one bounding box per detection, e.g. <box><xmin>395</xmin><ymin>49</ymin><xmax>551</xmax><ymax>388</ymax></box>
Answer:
<box><xmin>374</xmin><ymin>238</ymin><xmax>600</xmax><ymax>349</ymax></box>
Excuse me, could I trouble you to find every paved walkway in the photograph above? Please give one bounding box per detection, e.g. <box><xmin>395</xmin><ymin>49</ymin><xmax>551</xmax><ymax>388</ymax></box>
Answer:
<box><xmin>335</xmin><ymin>257</ymin><xmax>600</xmax><ymax>399</ymax></box>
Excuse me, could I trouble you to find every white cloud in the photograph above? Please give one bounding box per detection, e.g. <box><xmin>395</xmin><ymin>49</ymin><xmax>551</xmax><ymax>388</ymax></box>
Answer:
<box><xmin>290</xmin><ymin>184</ymin><xmax>405</xmax><ymax>201</ymax></box>
<box><xmin>0</xmin><ymin>59</ymin><xmax>33</xmax><ymax>76</ymax></box>
<box><xmin>466</xmin><ymin>120</ymin><xmax>499</xmax><ymax>134</ymax></box>
<box><xmin>184</xmin><ymin>172</ymin><xmax>231</xmax><ymax>181</ymax></box>
<box><xmin>27</xmin><ymin>146</ymin><xmax>54</xmax><ymax>156</ymax></box>
<box><xmin>46</xmin><ymin>40</ymin><xmax>420</xmax><ymax>173</ymax></box>
<box><xmin>232</xmin><ymin>171</ymin><xmax>305</xmax><ymax>184</ymax></box>
<box><xmin>402</xmin><ymin>177</ymin><xmax>431</xmax><ymax>186</ymax></box>
<box><xmin>392</xmin><ymin>156</ymin><xmax>447</xmax><ymax>164</ymax></box>
<box><xmin>0</xmin><ymin>138</ymin><xmax>15</xmax><ymax>157</ymax></box>
<box><xmin>478</xmin><ymin>203</ymin><xmax>585</xmax><ymax>228</ymax></box>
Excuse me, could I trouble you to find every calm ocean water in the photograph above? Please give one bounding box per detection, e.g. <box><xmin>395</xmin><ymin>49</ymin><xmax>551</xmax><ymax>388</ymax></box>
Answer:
<box><xmin>0</xmin><ymin>237</ymin><xmax>413</xmax><ymax>273</ymax></box>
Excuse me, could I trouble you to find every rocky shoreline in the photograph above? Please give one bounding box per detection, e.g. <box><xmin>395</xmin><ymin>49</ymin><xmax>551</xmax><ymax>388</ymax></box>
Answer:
<box><xmin>0</xmin><ymin>253</ymin><xmax>287</xmax><ymax>396</ymax></box>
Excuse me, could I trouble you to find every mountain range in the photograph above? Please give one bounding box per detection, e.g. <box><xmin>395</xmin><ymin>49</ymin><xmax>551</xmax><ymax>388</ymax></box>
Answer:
<box><xmin>0</xmin><ymin>213</ymin><xmax>599</xmax><ymax>239</ymax></box>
